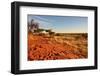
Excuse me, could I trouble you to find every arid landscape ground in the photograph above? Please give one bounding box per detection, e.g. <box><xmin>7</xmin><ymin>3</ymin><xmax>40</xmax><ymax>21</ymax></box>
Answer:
<box><xmin>28</xmin><ymin>32</ymin><xmax>88</xmax><ymax>61</ymax></box>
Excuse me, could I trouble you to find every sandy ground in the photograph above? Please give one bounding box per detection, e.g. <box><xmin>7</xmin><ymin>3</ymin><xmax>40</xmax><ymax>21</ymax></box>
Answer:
<box><xmin>28</xmin><ymin>33</ymin><xmax>88</xmax><ymax>61</ymax></box>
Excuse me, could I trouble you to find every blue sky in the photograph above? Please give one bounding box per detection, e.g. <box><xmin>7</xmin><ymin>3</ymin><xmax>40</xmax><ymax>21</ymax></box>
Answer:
<box><xmin>28</xmin><ymin>15</ymin><xmax>88</xmax><ymax>33</ymax></box>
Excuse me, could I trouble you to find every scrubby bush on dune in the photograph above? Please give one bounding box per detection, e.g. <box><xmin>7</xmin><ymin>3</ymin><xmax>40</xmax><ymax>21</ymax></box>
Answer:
<box><xmin>55</xmin><ymin>33</ymin><xmax>60</xmax><ymax>36</ymax></box>
<box><xmin>49</xmin><ymin>32</ymin><xmax>55</xmax><ymax>35</ymax></box>
<box><xmin>45</xmin><ymin>29</ymin><xmax>52</xmax><ymax>33</ymax></box>
<box><xmin>34</xmin><ymin>28</ymin><xmax>44</xmax><ymax>33</ymax></box>
<box><xmin>82</xmin><ymin>33</ymin><xmax>88</xmax><ymax>39</ymax></box>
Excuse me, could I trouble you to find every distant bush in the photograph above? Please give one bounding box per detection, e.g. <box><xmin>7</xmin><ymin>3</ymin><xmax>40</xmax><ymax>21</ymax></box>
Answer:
<box><xmin>82</xmin><ymin>34</ymin><xmax>88</xmax><ymax>38</ymax></box>
<box><xmin>56</xmin><ymin>33</ymin><xmax>61</xmax><ymax>36</ymax></box>
<box><xmin>45</xmin><ymin>29</ymin><xmax>52</xmax><ymax>33</ymax></box>
<box><xmin>34</xmin><ymin>29</ymin><xmax>44</xmax><ymax>33</ymax></box>
<box><xmin>49</xmin><ymin>32</ymin><xmax>55</xmax><ymax>35</ymax></box>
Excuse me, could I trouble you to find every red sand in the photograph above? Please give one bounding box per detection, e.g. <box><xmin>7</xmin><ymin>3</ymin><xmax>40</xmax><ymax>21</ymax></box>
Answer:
<box><xmin>28</xmin><ymin>33</ymin><xmax>86</xmax><ymax>61</ymax></box>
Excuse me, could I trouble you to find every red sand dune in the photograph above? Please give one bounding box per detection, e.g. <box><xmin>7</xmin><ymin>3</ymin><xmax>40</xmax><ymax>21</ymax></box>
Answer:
<box><xmin>28</xmin><ymin>33</ymin><xmax>87</xmax><ymax>61</ymax></box>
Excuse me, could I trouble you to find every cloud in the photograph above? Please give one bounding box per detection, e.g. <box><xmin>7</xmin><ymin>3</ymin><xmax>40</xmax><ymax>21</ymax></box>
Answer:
<box><xmin>32</xmin><ymin>15</ymin><xmax>53</xmax><ymax>24</ymax></box>
<box><xmin>29</xmin><ymin>15</ymin><xmax>54</xmax><ymax>29</ymax></box>
<box><xmin>34</xmin><ymin>19</ymin><xmax>53</xmax><ymax>29</ymax></box>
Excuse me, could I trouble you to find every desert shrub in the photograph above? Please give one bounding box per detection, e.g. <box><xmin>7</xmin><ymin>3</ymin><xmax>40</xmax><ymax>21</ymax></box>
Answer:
<box><xmin>82</xmin><ymin>34</ymin><xmax>88</xmax><ymax>39</ymax></box>
<box><xmin>75</xmin><ymin>36</ymin><xmax>80</xmax><ymax>40</ymax></box>
<box><xmin>34</xmin><ymin>29</ymin><xmax>44</xmax><ymax>33</ymax></box>
<box><xmin>49</xmin><ymin>32</ymin><xmax>55</xmax><ymax>36</ymax></box>
<box><xmin>45</xmin><ymin>29</ymin><xmax>52</xmax><ymax>33</ymax></box>
<box><xmin>56</xmin><ymin>33</ymin><xmax>60</xmax><ymax>36</ymax></box>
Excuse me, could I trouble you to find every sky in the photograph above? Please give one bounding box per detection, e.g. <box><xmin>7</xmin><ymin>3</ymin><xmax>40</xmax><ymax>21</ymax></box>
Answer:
<box><xmin>28</xmin><ymin>15</ymin><xmax>88</xmax><ymax>33</ymax></box>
